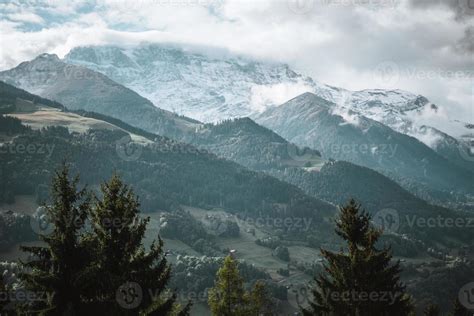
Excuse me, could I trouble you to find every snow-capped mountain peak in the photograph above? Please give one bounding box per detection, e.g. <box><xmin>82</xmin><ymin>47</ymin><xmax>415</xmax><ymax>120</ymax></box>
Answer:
<box><xmin>6</xmin><ymin>43</ymin><xmax>472</xmax><ymax>153</ymax></box>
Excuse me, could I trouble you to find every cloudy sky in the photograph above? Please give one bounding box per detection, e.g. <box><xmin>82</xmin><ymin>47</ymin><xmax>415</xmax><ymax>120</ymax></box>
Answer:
<box><xmin>0</xmin><ymin>0</ymin><xmax>472</xmax><ymax>121</ymax></box>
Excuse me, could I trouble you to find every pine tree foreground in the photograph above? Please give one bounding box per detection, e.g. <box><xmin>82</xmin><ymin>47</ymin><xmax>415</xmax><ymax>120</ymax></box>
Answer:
<box><xmin>84</xmin><ymin>174</ymin><xmax>190</xmax><ymax>315</ymax></box>
<box><xmin>19</xmin><ymin>165</ymin><xmax>91</xmax><ymax>315</ymax></box>
<box><xmin>18</xmin><ymin>165</ymin><xmax>189</xmax><ymax>315</ymax></box>
<box><xmin>302</xmin><ymin>199</ymin><xmax>414</xmax><ymax>316</ymax></box>
<box><xmin>208</xmin><ymin>255</ymin><xmax>272</xmax><ymax>316</ymax></box>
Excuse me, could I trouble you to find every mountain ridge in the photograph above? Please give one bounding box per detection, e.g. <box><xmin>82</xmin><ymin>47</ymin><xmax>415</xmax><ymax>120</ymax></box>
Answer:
<box><xmin>0</xmin><ymin>54</ymin><xmax>200</xmax><ymax>140</ymax></box>
<box><xmin>254</xmin><ymin>92</ymin><xmax>474</xmax><ymax>196</ymax></box>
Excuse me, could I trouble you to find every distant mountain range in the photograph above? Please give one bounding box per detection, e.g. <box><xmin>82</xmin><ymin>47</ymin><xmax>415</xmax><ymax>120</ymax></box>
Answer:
<box><xmin>0</xmin><ymin>53</ymin><xmax>199</xmax><ymax>140</ymax></box>
<box><xmin>2</xmin><ymin>45</ymin><xmax>472</xmax><ymax>166</ymax></box>
<box><xmin>254</xmin><ymin>92</ymin><xmax>473</xmax><ymax>196</ymax></box>
<box><xmin>62</xmin><ymin>44</ymin><xmax>472</xmax><ymax>145</ymax></box>
<box><xmin>0</xmin><ymin>47</ymin><xmax>472</xmax><ymax>206</ymax></box>
<box><xmin>184</xmin><ymin>116</ymin><xmax>473</xmax><ymax>247</ymax></box>
<box><xmin>0</xmin><ymin>82</ymin><xmax>336</xmax><ymax>243</ymax></box>
<box><xmin>1</xmin><ymin>81</ymin><xmax>471</xmax><ymax>253</ymax></box>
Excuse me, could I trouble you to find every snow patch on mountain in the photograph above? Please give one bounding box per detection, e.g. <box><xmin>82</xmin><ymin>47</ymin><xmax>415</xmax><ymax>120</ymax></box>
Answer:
<box><xmin>59</xmin><ymin>44</ymin><xmax>471</xmax><ymax>146</ymax></box>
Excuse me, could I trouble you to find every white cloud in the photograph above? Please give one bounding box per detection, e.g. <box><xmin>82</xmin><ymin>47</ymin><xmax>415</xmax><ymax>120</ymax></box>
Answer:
<box><xmin>0</xmin><ymin>0</ymin><xmax>471</xmax><ymax>124</ymax></box>
<box><xmin>7</xmin><ymin>12</ymin><xmax>44</xmax><ymax>24</ymax></box>
<box><xmin>250</xmin><ymin>81</ymin><xmax>314</xmax><ymax>112</ymax></box>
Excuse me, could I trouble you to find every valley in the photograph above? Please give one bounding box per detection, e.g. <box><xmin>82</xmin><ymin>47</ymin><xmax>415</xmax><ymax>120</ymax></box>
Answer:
<box><xmin>0</xmin><ymin>42</ymin><xmax>472</xmax><ymax>315</ymax></box>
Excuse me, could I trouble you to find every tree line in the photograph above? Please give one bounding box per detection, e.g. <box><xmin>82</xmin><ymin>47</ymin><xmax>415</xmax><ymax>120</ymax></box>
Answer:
<box><xmin>0</xmin><ymin>166</ymin><xmax>471</xmax><ymax>315</ymax></box>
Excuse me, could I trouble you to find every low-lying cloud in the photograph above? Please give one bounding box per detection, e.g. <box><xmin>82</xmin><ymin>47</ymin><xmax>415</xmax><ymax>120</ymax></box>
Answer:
<box><xmin>0</xmin><ymin>0</ymin><xmax>472</xmax><ymax>125</ymax></box>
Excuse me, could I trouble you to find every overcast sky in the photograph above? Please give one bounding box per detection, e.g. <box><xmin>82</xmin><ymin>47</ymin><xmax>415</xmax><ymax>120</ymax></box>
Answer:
<box><xmin>0</xmin><ymin>0</ymin><xmax>472</xmax><ymax>121</ymax></box>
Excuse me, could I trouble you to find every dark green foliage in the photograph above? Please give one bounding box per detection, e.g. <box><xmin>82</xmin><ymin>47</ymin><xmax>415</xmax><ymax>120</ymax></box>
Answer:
<box><xmin>0</xmin><ymin>115</ymin><xmax>31</xmax><ymax>135</ymax></box>
<box><xmin>0</xmin><ymin>211</ymin><xmax>37</xmax><ymax>251</ymax></box>
<box><xmin>274</xmin><ymin>161</ymin><xmax>473</xmax><ymax>249</ymax></box>
<box><xmin>83</xmin><ymin>174</ymin><xmax>189</xmax><ymax>315</ymax></box>
<box><xmin>0</xmin><ymin>81</ymin><xmax>64</xmax><ymax>112</ymax></box>
<box><xmin>208</xmin><ymin>256</ymin><xmax>273</xmax><ymax>316</ymax></box>
<box><xmin>187</xmin><ymin>116</ymin><xmax>472</xmax><ymax>251</ymax></box>
<box><xmin>19</xmin><ymin>163</ymin><xmax>91</xmax><ymax>315</ymax></box>
<box><xmin>207</xmin><ymin>216</ymin><xmax>240</xmax><ymax>237</ymax></box>
<box><xmin>0</xmin><ymin>82</ymin><xmax>334</xmax><ymax>245</ymax></box>
<box><xmin>302</xmin><ymin>199</ymin><xmax>414</xmax><ymax>316</ymax></box>
<box><xmin>18</xmin><ymin>166</ymin><xmax>189</xmax><ymax>315</ymax></box>
<box><xmin>170</xmin><ymin>255</ymin><xmax>272</xmax><ymax>304</ymax></box>
<box><xmin>249</xmin><ymin>280</ymin><xmax>273</xmax><ymax>316</ymax></box>
<box><xmin>188</xmin><ymin>117</ymin><xmax>320</xmax><ymax>171</ymax></box>
<box><xmin>261</xmin><ymin>281</ymin><xmax>287</xmax><ymax>301</ymax></box>
<box><xmin>208</xmin><ymin>255</ymin><xmax>248</xmax><ymax>316</ymax></box>
<box><xmin>407</xmin><ymin>261</ymin><xmax>474</xmax><ymax>315</ymax></box>
<box><xmin>0</xmin><ymin>120</ymin><xmax>334</xmax><ymax>242</ymax></box>
<box><xmin>159</xmin><ymin>210</ymin><xmax>220</xmax><ymax>255</ymax></box>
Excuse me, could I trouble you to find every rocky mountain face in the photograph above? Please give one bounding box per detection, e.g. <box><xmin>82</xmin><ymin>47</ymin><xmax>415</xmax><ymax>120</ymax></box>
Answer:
<box><xmin>63</xmin><ymin>44</ymin><xmax>472</xmax><ymax>163</ymax></box>
<box><xmin>2</xmin><ymin>49</ymin><xmax>472</xmax><ymax>203</ymax></box>
<box><xmin>64</xmin><ymin>45</ymin><xmax>313</xmax><ymax>122</ymax></box>
<box><xmin>0</xmin><ymin>53</ymin><xmax>199</xmax><ymax>140</ymax></box>
<box><xmin>254</xmin><ymin>92</ymin><xmax>473</xmax><ymax>196</ymax></box>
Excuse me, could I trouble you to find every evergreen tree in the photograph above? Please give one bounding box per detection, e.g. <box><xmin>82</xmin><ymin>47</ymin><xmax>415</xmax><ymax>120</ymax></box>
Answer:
<box><xmin>208</xmin><ymin>256</ymin><xmax>272</xmax><ymax>316</ymax></box>
<box><xmin>85</xmin><ymin>174</ymin><xmax>189</xmax><ymax>315</ymax></box>
<box><xmin>249</xmin><ymin>280</ymin><xmax>273</xmax><ymax>316</ymax></box>
<box><xmin>19</xmin><ymin>163</ymin><xmax>91</xmax><ymax>315</ymax></box>
<box><xmin>208</xmin><ymin>255</ymin><xmax>250</xmax><ymax>316</ymax></box>
<box><xmin>302</xmin><ymin>199</ymin><xmax>413</xmax><ymax>316</ymax></box>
